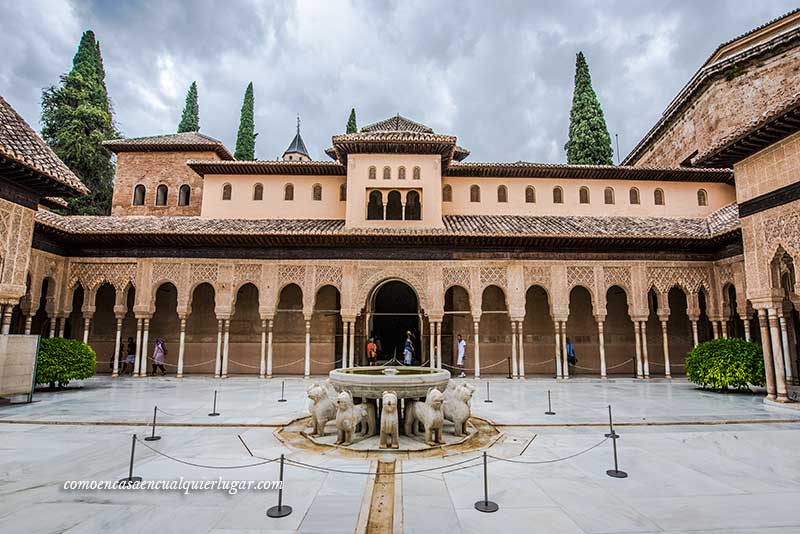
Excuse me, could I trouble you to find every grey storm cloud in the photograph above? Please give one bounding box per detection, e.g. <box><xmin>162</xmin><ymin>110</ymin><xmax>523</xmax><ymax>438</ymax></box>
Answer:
<box><xmin>0</xmin><ymin>0</ymin><xmax>797</xmax><ymax>163</ymax></box>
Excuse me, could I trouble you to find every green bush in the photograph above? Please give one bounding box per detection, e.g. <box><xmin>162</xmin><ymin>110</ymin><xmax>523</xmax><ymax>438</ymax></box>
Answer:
<box><xmin>685</xmin><ymin>338</ymin><xmax>765</xmax><ymax>391</ymax></box>
<box><xmin>36</xmin><ymin>337</ymin><xmax>96</xmax><ymax>388</ymax></box>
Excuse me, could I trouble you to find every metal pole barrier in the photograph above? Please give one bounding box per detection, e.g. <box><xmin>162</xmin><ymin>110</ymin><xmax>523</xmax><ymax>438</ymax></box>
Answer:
<box><xmin>208</xmin><ymin>390</ymin><xmax>220</xmax><ymax>416</ymax></box>
<box><xmin>605</xmin><ymin>404</ymin><xmax>628</xmax><ymax>478</ymax></box>
<box><xmin>483</xmin><ymin>381</ymin><xmax>493</xmax><ymax>403</ymax></box>
<box><xmin>278</xmin><ymin>380</ymin><xmax>287</xmax><ymax>402</ymax></box>
<box><xmin>118</xmin><ymin>434</ymin><xmax>143</xmax><ymax>484</ymax></box>
<box><xmin>144</xmin><ymin>405</ymin><xmax>161</xmax><ymax>441</ymax></box>
<box><xmin>474</xmin><ymin>451</ymin><xmax>499</xmax><ymax>512</ymax></box>
<box><xmin>545</xmin><ymin>390</ymin><xmax>555</xmax><ymax>415</ymax></box>
<box><xmin>507</xmin><ymin>357</ymin><xmax>512</xmax><ymax>379</ymax></box>
<box><xmin>267</xmin><ymin>453</ymin><xmax>292</xmax><ymax>518</ymax></box>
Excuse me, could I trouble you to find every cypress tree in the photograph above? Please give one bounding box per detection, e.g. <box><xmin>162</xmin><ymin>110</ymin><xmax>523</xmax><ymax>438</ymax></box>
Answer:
<box><xmin>346</xmin><ymin>108</ymin><xmax>357</xmax><ymax>134</ymax></box>
<box><xmin>41</xmin><ymin>30</ymin><xmax>117</xmax><ymax>215</ymax></box>
<box><xmin>234</xmin><ymin>82</ymin><xmax>257</xmax><ymax>160</ymax></box>
<box><xmin>177</xmin><ymin>81</ymin><xmax>199</xmax><ymax>133</ymax></box>
<box><xmin>564</xmin><ymin>52</ymin><xmax>613</xmax><ymax>165</ymax></box>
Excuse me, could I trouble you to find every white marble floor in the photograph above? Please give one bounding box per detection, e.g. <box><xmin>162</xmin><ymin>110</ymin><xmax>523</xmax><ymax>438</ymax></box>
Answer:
<box><xmin>1</xmin><ymin>376</ymin><xmax>799</xmax><ymax>533</ymax></box>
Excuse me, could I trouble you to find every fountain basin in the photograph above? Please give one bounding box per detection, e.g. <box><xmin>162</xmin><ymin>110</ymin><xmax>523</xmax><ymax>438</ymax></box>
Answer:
<box><xmin>328</xmin><ymin>366</ymin><xmax>450</xmax><ymax>399</ymax></box>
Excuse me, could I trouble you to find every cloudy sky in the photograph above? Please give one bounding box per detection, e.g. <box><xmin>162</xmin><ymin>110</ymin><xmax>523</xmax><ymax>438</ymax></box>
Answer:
<box><xmin>1</xmin><ymin>0</ymin><xmax>796</xmax><ymax>163</ymax></box>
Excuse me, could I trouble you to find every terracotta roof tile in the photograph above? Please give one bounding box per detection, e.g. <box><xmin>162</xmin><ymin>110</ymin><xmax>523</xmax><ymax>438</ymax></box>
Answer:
<box><xmin>103</xmin><ymin>132</ymin><xmax>234</xmax><ymax>160</ymax></box>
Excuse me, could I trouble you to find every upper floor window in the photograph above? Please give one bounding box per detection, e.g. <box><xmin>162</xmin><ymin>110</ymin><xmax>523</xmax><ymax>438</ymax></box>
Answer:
<box><xmin>284</xmin><ymin>183</ymin><xmax>294</xmax><ymax>201</ymax></box>
<box><xmin>697</xmin><ymin>189</ymin><xmax>708</xmax><ymax>206</ymax></box>
<box><xmin>367</xmin><ymin>190</ymin><xmax>383</xmax><ymax>220</ymax></box>
<box><xmin>413</xmin><ymin>166</ymin><xmax>421</xmax><ymax>180</ymax></box>
<box><xmin>497</xmin><ymin>185</ymin><xmax>508</xmax><ymax>203</ymax></box>
<box><xmin>442</xmin><ymin>184</ymin><xmax>452</xmax><ymax>202</ymax></box>
<box><xmin>312</xmin><ymin>183</ymin><xmax>322</xmax><ymax>201</ymax></box>
<box><xmin>553</xmin><ymin>186</ymin><xmax>563</xmax><ymax>204</ymax></box>
<box><xmin>222</xmin><ymin>183</ymin><xmax>232</xmax><ymax>201</ymax></box>
<box><xmin>470</xmin><ymin>184</ymin><xmax>481</xmax><ymax>202</ymax></box>
<box><xmin>604</xmin><ymin>187</ymin><xmax>615</xmax><ymax>205</ymax></box>
<box><xmin>579</xmin><ymin>186</ymin><xmax>590</xmax><ymax>204</ymax></box>
<box><xmin>654</xmin><ymin>188</ymin><xmax>665</xmax><ymax>205</ymax></box>
<box><xmin>178</xmin><ymin>184</ymin><xmax>190</xmax><ymax>206</ymax></box>
<box><xmin>406</xmin><ymin>190</ymin><xmax>421</xmax><ymax>220</ymax></box>
<box><xmin>398</xmin><ymin>166</ymin><xmax>406</xmax><ymax>180</ymax></box>
<box><xmin>133</xmin><ymin>184</ymin><xmax>145</xmax><ymax>206</ymax></box>
<box><xmin>368</xmin><ymin>166</ymin><xmax>377</xmax><ymax>180</ymax></box>
<box><xmin>253</xmin><ymin>183</ymin><xmax>263</xmax><ymax>201</ymax></box>
<box><xmin>386</xmin><ymin>190</ymin><xmax>402</xmax><ymax>220</ymax></box>
<box><xmin>155</xmin><ymin>184</ymin><xmax>168</xmax><ymax>206</ymax></box>
<box><xmin>383</xmin><ymin>166</ymin><xmax>391</xmax><ymax>180</ymax></box>
<box><xmin>629</xmin><ymin>187</ymin><xmax>640</xmax><ymax>205</ymax></box>
<box><xmin>339</xmin><ymin>183</ymin><xmax>347</xmax><ymax>201</ymax></box>
<box><xmin>525</xmin><ymin>186</ymin><xmax>535</xmax><ymax>203</ymax></box>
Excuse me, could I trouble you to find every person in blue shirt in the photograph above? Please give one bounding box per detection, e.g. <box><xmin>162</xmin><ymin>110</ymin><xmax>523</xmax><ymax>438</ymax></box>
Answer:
<box><xmin>403</xmin><ymin>331</ymin><xmax>415</xmax><ymax>365</ymax></box>
<box><xmin>566</xmin><ymin>337</ymin><xmax>577</xmax><ymax>366</ymax></box>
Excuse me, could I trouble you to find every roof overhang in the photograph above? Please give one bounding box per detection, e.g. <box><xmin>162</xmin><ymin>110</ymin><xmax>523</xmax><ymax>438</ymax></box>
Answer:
<box><xmin>0</xmin><ymin>155</ymin><xmax>88</xmax><ymax>197</ymax></box>
<box><xmin>103</xmin><ymin>140</ymin><xmax>234</xmax><ymax>160</ymax></box>
<box><xmin>187</xmin><ymin>160</ymin><xmax>346</xmax><ymax>177</ymax></box>
<box><xmin>328</xmin><ymin>133</ymin><xmax>458</xmax><ymax>171</ymax></box>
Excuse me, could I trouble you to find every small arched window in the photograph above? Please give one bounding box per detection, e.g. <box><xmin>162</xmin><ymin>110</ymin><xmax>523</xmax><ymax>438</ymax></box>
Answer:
<box><xmin>222</xmin><ymin>183</ymin><xmax>232</xmax><ymax>201</ymax></box>
<box><xmin>413</xmin><ymin>166</ymin><xmax>421</xmax><ymax>180</ymax></box>
<box><xmin>525</xmin><ymin>186</ymin><xmax>535</xmax><ymax>203</ymax></box>
<box><xmin>579</xmin><ymin>186</ymin><xmax>590</xmax><ymax>204</ymax></box>
<box><xmin>629</xmin><ymin>187</ymin><xmax>640</xmax><ymax>205</ymax></box>
<box><xmin>383</xmin><ymin>166</ymin><xmax>391</xmax><ymax>180</ymax></box>
<box><xmin>497</xmin><ymin>185</ymin><xmax>508</xmax><ymax>203</ymax></box>
<box><xmin>133</xmin><ymin>184</ymin><xmax>146</xmax><ymax>206</ymax></box>
<box><xmin>442</xmin><ymin>184</ymin><xmax>452</xmax><ymax>202</ymax></box>
<box><xmin>339</xmin><ymin>183</ymin><xmax>347</xmax><ymax>201</ymax></box>
<box><xmin>368</xmin><ymin>166</ymin><xmax>376</xmax><ymax>180</ymax></box>
<box><xmin>155</xmin><ymin>184</ymin><xmax>168</xmax><ymax>206</ymax></box>
<box><xmin>406</xmin><ymin>190</ymin><xmax>421</xmax><ymax>220</ymax></box>
<box><xmin>697</xmin><ymin>189</ymin><xmax>708</xmax><ymax>206</ymax></box>
<box><xmin>654</xmin><ymin>188</ymin><xmax>665</xmax><ymax>205</ymax></box>
<box><xmin>284</xmin><ymin>183</ymin><xmax>294</xmax><ymax>201</ymax></box>
<box><xmin>553</xmin><ymin>186</ymin><xmax>563</xmax><ymax>204</ymax></box>
<box><xmin>367</xmin><ymin>190</ymin><xmax>383</xmax><ymax>220</ymax></box>
<box><xmin>398</xmin><ymin>166</ymin><xmax>406</xmax><ymax>180</ymax></box>
<box><xmin>178</xmin><ymin>184</ymin><xmax>190</xmax><ymax>206</ymax></box>
<box><xmin>386</xmin><ymin>190</ymin><xmax>402</xmax><ymax>220</ymax></box>
<box><xmin>470</xmin><ymin>184</ymin><xmax>481</xmax><ymax>202</ymax></box>
<box><xmin>312</xmin><ymin>183</ymin><xmax>322</xmax><ymax>201</ymax></box>
<box><xmin>253</xmin><ymin>183</ymin><xmax>263</xmax><ymax>201</ymax></box>
<box><xmin>604</xmin><ymin>187</ymin><xmax>615</xmax><ymax>205</ymax></box>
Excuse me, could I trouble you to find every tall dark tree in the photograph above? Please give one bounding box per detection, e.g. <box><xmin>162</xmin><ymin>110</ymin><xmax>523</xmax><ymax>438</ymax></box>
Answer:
<box><xmin>234</xmin><ymin>82</ymin><xmax>257</xmax><ymax>160</ymax></box>
<box><xmin>177</xmin><ymin>81</ymin><xmax>199</xmax><ymax>133</ymax></box>
<box><xmin>346</xmin><ymin>108</ymin><xmax>357</xmax><ymax>134</ymax></box>
<box><xmin>41</xmin><ymin>30</ymin><xmax>117</xmax><ymax>215</ymax></box>
<box><xmin>564</xmin><ymin>52</ymin><xmax>613</xmax><ymax>165</ymax></box>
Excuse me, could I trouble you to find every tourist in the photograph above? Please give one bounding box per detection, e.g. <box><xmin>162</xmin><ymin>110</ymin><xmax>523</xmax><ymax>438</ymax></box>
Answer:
<box><xmin>403</xmin><ymin>331</ymin><xmax>415</xmax><ymax>365</ymax></box>
<box><xmin>366</xmin><ymin>337</ymin><xmax>378</xmax><ymax>366</ymax></box>
<box><xmin>456</xmin><ymin>334</ymin><xmax>466</xmax><ymax>377</ymax></box>
<box><xmin>122</xmin><ymin>337</ymin><xmax>136</xmax><ymax>375</ymax></box>
<box><xmin>566</xmin><ymin>337</ymin><xmax>577</xmax><ymax>366</ymax></box>
<box><xmin>152</xmin><ymin>338</ymin><xmax>167</xmax><ymax>376</ymax></box>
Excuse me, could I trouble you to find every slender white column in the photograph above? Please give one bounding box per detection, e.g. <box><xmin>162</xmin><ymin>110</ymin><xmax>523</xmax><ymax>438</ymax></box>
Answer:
<box><xmin>133</xmin><ymin>318</ymin><xmax>143</xmax><ymax>377</ymax></box>
<box><xmin>473</xmin><ymin>320</ymin><xmax>481</xmax><ymax>379</ymax></box>
<box><xmin>0</xmin><ymin>305</ymin><xmax>11</xmax><ymax>335</ymax></box>
<box><xmin>259</xmin><ymin>320</ymin><xmax>266</xmax><ymax>378</ymax></box>
<box><xmin>436</xmin><ymin>321</ymin><xmax>442</xmax><ymax>369</ymax></box>
<box><xmin>49</xmin><ymin>317</ymin><xmax>57</xmax><ymax>338</ymax></box>
<box><xmin>758</xmin><ymin>309</ymin><xmax>776</xmax><ymax>400</ymax></box>
<box><xmin>222</xmin><ymin>319</ymin><xmax>230</xmax><ymax>378</ymax></box>
<box><xmin>634</xmin><ymin>321</ymin><xmax>643</xmax><ymax>378</ymax></box>
<box><xmin>721</xmin><ymin>320</ymin><xmax>728</xmax><ymax>339</ymax></box>
<box><xmin>177</xmin><ymin>317</ymin><xmax>186</xmax><ymax>378</ymax></box>
<box><xmin>348</xmin><ymin>321</ymin><xmax>355</xmax><ymax>367</ymax></box>
<box><xmin>554</xmin><ymin>321</ymin><xmax>563</xmax><ymax>378</ymax></box>
<box><xmin>58</xmin><ymin>316</ymin><xmax>65</xmax><ymax>337</ymax></box>
<box><xmin>743</xmin><ymin>319</ymin><xmax>751</xmax><ymax>341</ymax></box>
<box><xmin>561</xmin><ymin>321</ymin><xmax>569</xmax><ymax>379</ymax></box>
<box><xmin>267</xmin><ymin>320</ymin><xmax>274</xmax><ymax>377</ymax></box>
<box><xmin>598</xmin><ymin>321</ymin><xmax>606</xmax><ymax>378</ymax></box>
<box><xmin>691</xmin><ymin>319</ymin><xmax>699</xmax><ymax>347</ymax></box>
<box><xmin>341</xmin><ymin>321</ymin><xmax>349</xmax><ymax>368</ymax></box>
<box><xmin>112</xmin><ymin>318</ymin><xmax>122</xmax><ymax>377</ymax></box>
<box><xmin>768</xmin><ymin>309</ymin><xmax>788</xmax><ymax>402</ymax></box>
<box><xmin>641</xmin><ymin>321</ymin><xmax>650</xmax><ymax>378</ymax></box>
<box><xmin>779</xmin><ymin>315</ymin><xmax>792</xmax><ymax>383</ymax></box>
<box><xmin>24</xmin><ymin>315</ymin><xmax>33</xmax><ymax>335</ymax></box>
<box><xmin>510</xmin><ymin>321</ymin><xmax>518</xmax><ymax>378</ymax></box>
<box><xmin>712</xmin><ymin>321</ymin><xmax>720</xmax><ymax>339</ymax></box>
<box><xmin>214</xmin><ymin>319</ymin><xmax>223</xmax><ymax>378</ymax></box>
<box><xmin>139</xmin><ymin>319</ymin><xmax>150</xmax><ymax>377</ymax></box>
<box><xmin>304</xmin><ymin>319</ymin><xmax>311</xmax><ymax>378</ymax></box>
<box><xmin>429</xmin><ymin>321</ymin><xmax>435</xmax><ymax>368</ymax></box>
<box><xmin>518</xmin><ymin>321</ymin><xmax>526</xmax><ymax>378</ymax></box>
<box><xmin>82</xmin><ymin>317</ymin><xmax>91</xmax><ymax>344</ymax></box>
<box><xmin>661</xmin><ymin>320</ymin><xmax>671</xmax><ymax>378</ymax></box>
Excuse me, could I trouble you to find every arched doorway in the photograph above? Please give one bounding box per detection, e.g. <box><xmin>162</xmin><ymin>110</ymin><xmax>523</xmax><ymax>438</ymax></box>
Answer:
<box><xmin>367</xmin><ymin>280</ymin><xmax>421</xmax><ymax>363</ymax></box>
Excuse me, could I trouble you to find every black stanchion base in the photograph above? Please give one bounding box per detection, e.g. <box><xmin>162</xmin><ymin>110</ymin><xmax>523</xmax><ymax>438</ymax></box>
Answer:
<box><xmin>604</xmin><ymin>432</ymin><xmax>618</xmax><ymax>438</ymax></box>
<box><xmin>118</xmin><ymin>476</ymin><xmax>142</xmax><ymax>485</ymax></box>
<box><xmin>208</xmin><ymin>412</ymin><xmax>220</xmax><ymax>416</ymax></box>
<box><xmin>277</xmin><ymin>399</ymin><xmax>287</xmax><ymax>403</ymax></box>
<box><xmin>144</xmin><ymin>435</ymin><xmax>161</xmax><ymax>441</ymax></box>
<box><xmin>483</xmin><ymin>399</ymin><xmax>493</xmax><ymax>403</ymax></box>
<box><xmin>545</xmin><ymin>411</ymin><xmax>555</xmax><ymax>415</ymax></box>
<box><xmin>267</xmin><ymin>505</ymin><xmax>293</xmax><ymax>518</ymax></box>
<box><xmin>474</xmin><ymin>500</ymin><xmax>499</xmax><ymax>513</ymax></box>
<box><xmin>606</xmin><ymin>469</ymin><xmax>628</xmax><ymax>479</ymax></box>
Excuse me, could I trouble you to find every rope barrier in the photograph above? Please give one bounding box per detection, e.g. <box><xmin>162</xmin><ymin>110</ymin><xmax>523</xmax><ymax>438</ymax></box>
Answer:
<box><xmin>441</xmin><ymin>359</ymin><xmax>510</xmax><ymax>372</ymax></box>
<box><xmin>156</xmin><ymin>404</ymin><xmax>208</xmax><ymax>418</ymax></box>
<box><xmin>227</xmin><ymin>359</ymin><xmax>262</xmax><ymax>370</ymax></box>
<box><xmin>488</xmin><ymin>437</ymin><xmax>609</xmax><ymax>465</ymax></box>
<box><xmin>283</xmin><ymin>453</ymin><xmax>485</xmax><ymax>476</ymax></box>
<box><xmin>309</xmin><ymin>357</ymin><xmax>344</xmax><ymax>365</ymax></box>
<box><xmin>649</xmin><ymin>361</ymin><xmax>685</xmax><ymax>368</ymax></box>
<box><xmin>135</xmin><ymin>436</ymin><xmax>280</xmax><ymax>470</ymax></box>
<box><xmin>270</xmin><ymin>358</ymin><xmax>307</xmax><ymax>370</ymax></box>
<box><xmin>162</xmin><ymin>359</ymin><xmax>217</xmax><ymax>369</ymax></box>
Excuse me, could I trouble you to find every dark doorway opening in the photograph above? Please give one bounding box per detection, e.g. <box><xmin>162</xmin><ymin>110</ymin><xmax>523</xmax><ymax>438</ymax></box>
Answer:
<box><xmin>369</xmin><ymin>280</ymin><xmax>420</xmax><ymax>363</ymax></box>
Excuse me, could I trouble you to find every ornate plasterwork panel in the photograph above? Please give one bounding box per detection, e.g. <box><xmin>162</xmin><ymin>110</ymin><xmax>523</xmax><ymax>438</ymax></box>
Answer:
<box><xmin>314</xmin><ymin>265</ymin><xmax>343</xmax><ymax>290</ymax></box>
<box><xmin>443</xmin><ymin>266</ymin><xmax>471</xmax><ymax>291</ymax></box>
<box><xmin>153</xmin><ymin>262</ymin><xmax>184</xmax><ymax>288</ymax></box>
<box><xmin>647</xmin><ymin>266</ymin><xmax>711</xmax><ymax>294</ymax></box>
<box><xmin>763</xmin><ymin>211</ymin><xmax>800</xmax><ymax>258</ymax></box>
<box><xmin>190</xmin><ymin>263</ymin><xmax>219</xmax><ymax>287</ymax></box>
<box><xmin>234</xmin><ymin>263</ymin><xmax>261</xmax><ymax>287</ymax></box>
<box><xmin>277</xmin><ymin>264</ymin><xmax>306</xmax><ymax>289</ymax></box>
<box><xmin>716</xmin><ymin>263</ymin><xmax>734</xmax><ymax>288</ymax></box>
<box><xmin>0</xmin><ymin>198</ymin><xmax>35</xmax><ymax>297</ymax></box>
<box><xmin>356</xmin><ymin>265</ymin><xmax>429</xmax><ymax>311</ymax></box>
<box><xmin>603</xmin><ymin>266</ymin><xmax>631</xmax><ymax>292</ymax></box>
<box><xmin>567</xmin><ymin>266</ymin><xmax>595</xmax><ymax>290</ymax></box>
<box><xmin>68</xmin><ymin>262</ymin><xmax>136</xmax><ymax>292</ymax></box>
<box><xmin>479</xmin><ymin>266</ymin><xmax>506</xmax><ymax>289</ymax></box>
<box><xmin>523</xmin><ymin>266</ymin><xmax>550</xmax><ymax>291</ymax></box>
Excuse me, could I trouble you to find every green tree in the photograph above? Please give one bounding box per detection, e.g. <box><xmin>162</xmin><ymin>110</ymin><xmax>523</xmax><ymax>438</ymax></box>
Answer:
<box><xmin>234</xmin><ymin>82</ymin><xmax>257</xmax><ymax>160</ymax></box>
<box><xmin>564</xmin><ymin>52</ymin><xmax>613</xmax><ymax>165</ymax></box>
<box><xmin>41</xmin><ymin>30</ymin><xmax>117</xmax><ymax>215</ymax></box>
<box><xmin>346</xmin><ymin>107</ymin><xmax>357</xmax><ymax>134</ymax></box>
<box><xmin>177</xmin><ymin>81</ymin><xmax>200</xmax><ymax>133</ymax></box>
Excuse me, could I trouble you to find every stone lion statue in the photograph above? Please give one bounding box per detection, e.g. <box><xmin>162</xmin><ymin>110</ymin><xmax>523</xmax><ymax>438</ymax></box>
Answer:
<box><xmin>443</xmin><ymin>382</ymin><xmax>475</xmax><ymax>437</ymax></box>
<box><xmin>404</xmin><ymin>388</ymin><xmax>445</xmax><ymax>446</ymax></box>
<box><xmin>379</xmin><ymin>391</ymin><xmax>400</xmax><ymax>449</ymax></box>
<box><xmin>335</xmin><ymin>391</ymin><xmax>376</xmax><ymax>445</ymax></box>
<box><xmin>306</xmin><ymin>382</ymin><xmax>336</xmax><ymax>437</ymax></box>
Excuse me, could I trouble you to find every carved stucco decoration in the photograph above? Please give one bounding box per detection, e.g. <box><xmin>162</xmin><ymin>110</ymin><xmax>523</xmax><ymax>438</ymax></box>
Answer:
<box><xmin>479</xmin><ymin>266</ymin><xmax>507</xmax><ymax>290</ymax></box>
<box><xmin>443</xmin><ymin>266</ymin><xmax>471</xmax><ymax>292</ymax></box>
<box><xmin>68</xmin><ymin>262</ymin><xmax>136</xmax><ymax>292</ymax></box>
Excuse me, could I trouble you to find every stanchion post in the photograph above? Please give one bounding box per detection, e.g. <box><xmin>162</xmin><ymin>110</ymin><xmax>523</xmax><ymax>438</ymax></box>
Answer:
<box><xmin>483</xmin><ymin>381</ymin><xmax>493</xmax><ymax>403</ymax></box>
<box><xmin>474</xmin><ymin>451</ymin><xmax>499</xmax><ymax>513</ymax></box>
<box><xmin>208</xmin><ymin>390</ymin><xmax>220</xmax><ymax>416</ymax></box>
<box><xmin>118</xmin><ymin>434</ymin><xmax>143</xmax><ymax>485</ymax></box>
<box><xmin>144</xmin><ymin>405</ymin><xmax>161</xmax><ymax>441</ymax></box>
<box><xmin>277</xmin><ymin>380</ymin><xmax>287</xmax><ymax>402</ymax></box>
<box><xmin>267</xmin><ymin>453</ymin><xmax>292</xmax><ymax>518</ymax></box>
<box><xmin>506</xmin><ymin>357</ymin><xmax>512</xmax><ymax>379</ymax></box>
<box><xmin>545</xmin><ymin>390</ymin><xmax>555</xmax><ymax>415</ymax></box>
<box><xmin>605</xmin><ymin>404</ymin><xmax>627</xmax><ymax>478</ymax></box>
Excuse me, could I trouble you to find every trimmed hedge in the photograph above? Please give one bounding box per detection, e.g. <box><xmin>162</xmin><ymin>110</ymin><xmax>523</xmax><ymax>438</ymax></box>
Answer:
<box><xmin>685</xmin><ymin>338</ymin><xmax>765</xmax><ymax>391</ymax></box>
<box><xmin>36</xmin><ymin>337</ymin><xmax>96</xmax><ymax>388</ymax></box>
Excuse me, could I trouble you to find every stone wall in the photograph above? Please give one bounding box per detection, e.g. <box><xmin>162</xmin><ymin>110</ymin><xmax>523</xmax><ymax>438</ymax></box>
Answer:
<box><xmin>0</xmin><ymin>197</ymin><xmax>35</xmax><ymax>303</ymax></box>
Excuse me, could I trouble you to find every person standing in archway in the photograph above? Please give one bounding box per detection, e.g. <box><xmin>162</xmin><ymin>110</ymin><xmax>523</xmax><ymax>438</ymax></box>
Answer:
<box><xmin>403</xmin><ymin>331</ymin><xmax>415</xmax><ymax>365</ymax></box>
<box><xmin>366</xmin><ymin>337</ymin><xmax>378</xmax><ymax>366</ymax></box>
<box><xmin>456</xmin><ymin>334</ymin><xmax>467</xmax><ymax>377</ymax></box>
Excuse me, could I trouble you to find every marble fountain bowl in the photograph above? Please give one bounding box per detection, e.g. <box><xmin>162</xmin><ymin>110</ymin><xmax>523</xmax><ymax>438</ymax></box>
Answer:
<box><xmin>328</xmin><ymin>366</ymin><xmax>450</xmax><ymax>399</ymax></box>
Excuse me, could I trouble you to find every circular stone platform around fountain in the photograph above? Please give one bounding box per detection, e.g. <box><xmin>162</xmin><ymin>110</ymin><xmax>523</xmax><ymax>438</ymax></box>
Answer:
<box><xmin>328</xmin><ymin>366</ymin><xmax>451</xmax><ymax>399</ymax></box>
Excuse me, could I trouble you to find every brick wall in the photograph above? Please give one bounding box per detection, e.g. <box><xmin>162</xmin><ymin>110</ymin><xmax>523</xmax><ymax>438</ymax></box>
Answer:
<box><xmin>111</xmin><ymin>150</ymin><xmax>220</xmax><ymax>216</ymax></box>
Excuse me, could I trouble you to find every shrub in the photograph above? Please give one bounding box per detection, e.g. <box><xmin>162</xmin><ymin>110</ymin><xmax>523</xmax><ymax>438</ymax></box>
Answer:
<box><xmin>685</xmin><ymin>338</ymin><xmax>765</xmax><ymax>391</ymax></box>
<box><xmin>36</xmin><ymin>337</ymin><xmax>96</xmax><ymax>388</ymax></box>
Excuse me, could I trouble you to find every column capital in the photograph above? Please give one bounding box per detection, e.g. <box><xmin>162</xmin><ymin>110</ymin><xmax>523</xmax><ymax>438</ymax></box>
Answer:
<box><xmin>594</xmin><ymin>314</ymin><xmax>606</xmax><ymax>323</ymax></box>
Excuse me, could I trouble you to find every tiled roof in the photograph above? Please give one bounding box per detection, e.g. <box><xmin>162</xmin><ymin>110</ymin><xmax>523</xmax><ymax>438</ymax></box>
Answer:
<box><xmin>187</xmin><ymin>160</ymin><xmax>346</xmax><ymax>176</ymax></box>
<box><xmin>284</xmin><ymin>131</ymin><xmax>310</xmax><ymax>158</ymax></box>
<box><xmin>361</xmin><ymin>114</ymin><xmax>435</xmax><ymax>133</ymax></box>
<box><xmin>0</xmin><ymin>95</ymin><xmax>89</xmax><ymax>196</ymax></box>
<box><xmin>705</xmin><ymin>203</ymin><xmax>740</xmax><ymax>236</ymax></box>
<box><xmin>706</xmin><ymin>8</ymin><xmax>800</xmax><ymax>65</ymax></box>
<box><xmin>40</xmin><ymin>196</ymin><xmax>68</xmax><ymax>209</ymax></box>
<box><xmin>103</xmin><ymin>132</ymin><xmax>234</xmax><ymax>160</ymax></box>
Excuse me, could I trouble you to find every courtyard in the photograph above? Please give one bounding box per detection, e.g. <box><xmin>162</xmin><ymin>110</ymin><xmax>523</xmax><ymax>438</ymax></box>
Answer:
<box><xmin>2</xmin><ymin>377</ymin><xmax>800</xmax><ymax>533</ymax></box>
